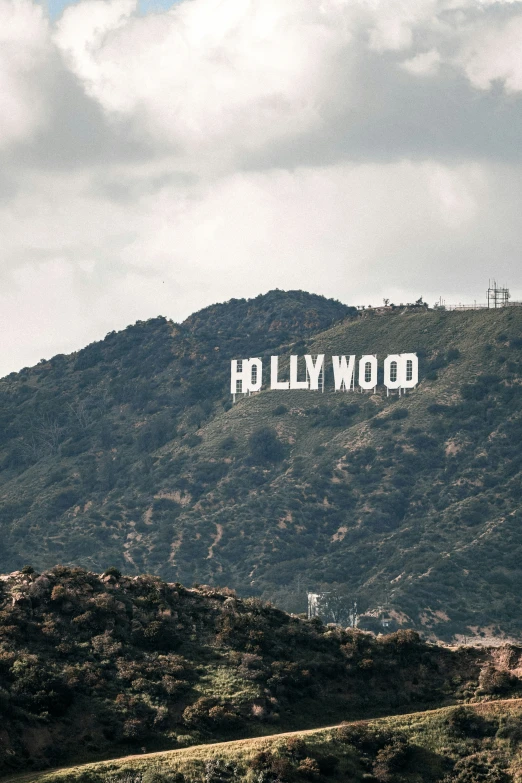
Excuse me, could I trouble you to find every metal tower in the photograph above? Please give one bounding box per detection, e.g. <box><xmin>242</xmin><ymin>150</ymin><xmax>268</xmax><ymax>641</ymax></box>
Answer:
<box><xmin>487</xmin><ymin>280</ymin><xmax>510</xmax><ymax>309</ymax></box>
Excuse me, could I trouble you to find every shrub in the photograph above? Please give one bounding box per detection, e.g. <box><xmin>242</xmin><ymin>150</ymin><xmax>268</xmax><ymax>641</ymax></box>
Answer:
<box><xmin>337</xmin><ymin>722</ymin><xmax>392</xmax><ymax>754</ymax></box>
<box><xmin>220</xmin><ymin>436</ymin><xmax>236</xmax><ymax>452</ymax></box>
<box><xmin>142</xmin><ymin>772</ymin><xmax>185</xmax><ymax>783</ymax></box>
<box><xmin>106</xmin><ymin>773</ymin><xmax>143</xmax><ymax>783</ymax></box>
<box><xmin>315</xmin><ymin>754</ymin><xmax>340</xmax><ymax>775</ymax></box>
<box><xmin>496</xmin><ymin>715</ymin><xmax>522</xmax><ymax>746</ymax></box>
<box><xmin>208</xmin><ymin>704</ymin><xmax>240</xmax><ymax>730</ymax></box>
<box><xmin>248</xmin><ymin>751</ymin><xmax>273</xmax><ymax>771</ymax></box>
<box><xmin>445</xmin><ymin>707</ymin><xmax>491</xmax><ymax>738</ymax></box>
<box><xmin>372</xmin><ymin>737</ymin><xmax>410</xmax><ymax>782</ymax></box>
<box><xmin>248</xmin><ymin>427</ymin><xmax>285</xmax><ymax>465</ymax></box>
<box><xmin>389</xmin><ymin>408</ymin><xmax>408</xmax><ymax>421</ymax></box>
<box><xmin>46</xmin><ymin>489</ymin><xmax>80</xmax><ymax>520</ymax></box>
<box><xmin>204</xmin><ymin>758</ymin><xmax>238</xmax><ymax>783</ymax></box>
<box><xmin>478</xmin><ymin>664</ymin><xmax>515</xmax><ymax>695</ymax></box>
<box><xmin>247</xmin><ymin>751</ymin><xmax>294</xmax><ymax>781</ymax></box>
<box><xmin>271</xmin><ymin>757</ymin><xmax>294</xmax><ymax>780</ymax></box>
<box><xmin>447</xmin><ymin>348</ymin><xmax>461</xmax><ymax>361</ymax></box>
<box><xmin>122</xmin><ymin>718</ymin><xmax>146</xmax><ymax>739</ymax></box>
<box><xmin>297</xmin><ymin>757</ymin><xmax>321</xmax><ymax>779</ymax></box>
<box><xmin>103</xmin><ymin>567</ymin><xmax>122</xmax><ymax>580</ymax></box>
<box><xmin>186</xmin><ymin>434</ymin><xmax>202</xmax><ymax>448</ymax></box>
<box><xmin>51</xmin><ymin>585</ymin><xmax>68</xmax><ymax>602</ymax></box>
<box><xmin>285</xmin><ymin>736</ymin><xmax>308</xmax><ymax>759</ymax></box>
<box><xmin>182</xmin><ymin>698</ymin><xmax>238</xmax><ymax>730</ymax></box>
<box><xmin>450</xmin><ymin>752</ymin><xmax>510</xmax><ymax>782</ymax></box>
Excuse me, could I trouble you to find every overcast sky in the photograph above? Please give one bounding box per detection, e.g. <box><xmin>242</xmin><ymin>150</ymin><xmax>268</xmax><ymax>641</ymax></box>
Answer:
<box><xmin>1</xmin><ymin>0</ymin><xmax>522</xmax><ymax>376</ymax></box>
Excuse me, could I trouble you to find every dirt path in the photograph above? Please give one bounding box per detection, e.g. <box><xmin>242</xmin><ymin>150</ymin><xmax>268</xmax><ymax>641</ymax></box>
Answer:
<box><xmin>3</xmin><ymin>698</ymin><xmax>522</xmax><ymax>783</ymax></box>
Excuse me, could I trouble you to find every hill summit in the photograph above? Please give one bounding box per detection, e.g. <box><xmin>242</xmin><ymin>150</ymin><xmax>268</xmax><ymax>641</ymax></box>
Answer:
<box><xmin>0</xmin><ymin>290</ymin><xmax>521</xmax><ymax>642</ymax></box>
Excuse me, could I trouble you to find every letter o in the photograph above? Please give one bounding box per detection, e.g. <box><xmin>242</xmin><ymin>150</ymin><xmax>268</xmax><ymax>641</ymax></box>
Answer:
<box><xmin>358</xmin><ymin>355</ymin><xmax>378</xmax><ymax>390</ymax></box>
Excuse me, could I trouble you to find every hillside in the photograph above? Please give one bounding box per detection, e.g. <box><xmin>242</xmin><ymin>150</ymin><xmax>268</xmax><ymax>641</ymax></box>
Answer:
<box><xmin>16</xmin><ymin>700</ymin><xmax>522</xmax><ymax>783</ymax></box>
<box><xmin>0</xmin><ymin>290</ymin><xmax>521</xmax><ymax>640</ymax></box>
<box><xmin>0</xmin><ymin>567</ymin><xmax>520</xmax><ymax>776</ymax></box>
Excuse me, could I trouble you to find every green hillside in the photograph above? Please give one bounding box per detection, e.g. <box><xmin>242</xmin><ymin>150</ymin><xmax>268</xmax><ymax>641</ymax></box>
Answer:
<box><xmin>0</xmin><ymin>291</ymin><xmax>521</xmax><ymax>640</ymax></box>
<box><xmin>0</xmin><ymin>567</ymin><xmax>520</xmax><ymax>776</ymax></box>
<box><xmin>10</xmin><ymin>700</ymin><xmax>522</xmax><ymax>783</ymax></box>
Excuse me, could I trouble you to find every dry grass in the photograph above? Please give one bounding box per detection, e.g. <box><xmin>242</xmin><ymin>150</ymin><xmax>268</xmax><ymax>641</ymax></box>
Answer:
<box><xmin>8</xmin><ymin>698</ymin><xmax>522</xmax><ymax>783</ymax></box>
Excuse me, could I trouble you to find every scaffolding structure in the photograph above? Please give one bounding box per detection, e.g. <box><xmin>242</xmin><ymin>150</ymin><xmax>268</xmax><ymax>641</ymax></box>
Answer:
<box><xmin>487</xmin><ymin>280</ymin><xmax>510</xmax><ymax>309</ymax></box>
<box><xmin>437</xmin><ymin>281</ymin><xmax>521</xmax><ymax>311</ymax></box>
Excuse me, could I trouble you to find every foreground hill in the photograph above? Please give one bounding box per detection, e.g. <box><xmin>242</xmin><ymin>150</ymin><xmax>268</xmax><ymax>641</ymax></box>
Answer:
<box><xmin>0</xmin><ymin>290</ymin><xmax>521</xmax><ymax>639</ymax></box>
<box><xmin>7</xmin><ymin>700</ymin><xmax>522</xmax><ymax>783</ymax></box>
<box><xmin>0</xmin><ymin>568</ymin><xmax>521</xmax><ymax>777</ymax></box>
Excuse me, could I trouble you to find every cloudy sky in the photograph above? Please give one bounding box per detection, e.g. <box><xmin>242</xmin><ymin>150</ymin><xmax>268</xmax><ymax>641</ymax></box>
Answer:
<box><xmin>1</xmin><ymin>0</ymin><xmax>522</xmax><ymax>375</ymax></box>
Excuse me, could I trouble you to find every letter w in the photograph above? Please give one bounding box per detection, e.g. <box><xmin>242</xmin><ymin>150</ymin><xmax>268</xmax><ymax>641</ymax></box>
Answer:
<box><xmin>332</xmin><ymin>355</ymin><xmax>355</xmax><ymax>391</ymax></box>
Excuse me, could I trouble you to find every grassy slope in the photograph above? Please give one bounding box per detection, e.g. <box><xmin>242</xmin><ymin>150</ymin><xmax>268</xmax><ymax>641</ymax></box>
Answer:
<box><xmin>7</xmin><ymin>699</ymin><xmax>522</xmax><ymax>783</ymax></box>
<box><xmin>0</xmin><ymin>296</ymin><xmax>521</xmax><ymax>639</ymax></box>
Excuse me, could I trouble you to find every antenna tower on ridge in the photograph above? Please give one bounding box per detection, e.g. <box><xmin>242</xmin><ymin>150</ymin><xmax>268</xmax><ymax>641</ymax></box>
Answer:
<box><xmin>487</xmin><ymin>279</ymin><xmax>510</xmax><ymax>309</ymax></box>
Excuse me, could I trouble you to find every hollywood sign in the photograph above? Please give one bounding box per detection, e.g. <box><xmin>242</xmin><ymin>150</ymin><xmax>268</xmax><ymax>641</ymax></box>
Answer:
<box><xmin>230</xmin><ymin>354</ymin><xmax>418</xmax><ymax>396</ymax></box>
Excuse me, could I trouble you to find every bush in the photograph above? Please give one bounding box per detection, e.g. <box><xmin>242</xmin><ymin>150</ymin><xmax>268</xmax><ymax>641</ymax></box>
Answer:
<box><xmin>204</xmin><ymin>758</ymin><xmax>238</xmax><ymax>783</ymax></box>
<box><xmin>389</xmin><ymin>408</ymin><xmax>408</xmax><ymax>421</ymax></box>
<box><xmin>182</xmin><ymin>698</ymin><xmax>239</xmax><ymax>730</ymax></box>
<box><xmin>478</xmin><ymin>664</ymin><xmax>515</xmax><ymax>695</ymax></box>
<box><xmin>450</xmin><ymin>752</ymin><xmax>510</xmax><ymax>782</ymax></box>
<box><xmin>297</xmin><ymin>757</ymin><xmax>321</xmax><ymax>779</ymax></box>
<box><xmin>337</xmin><ymin>722</ymin><xmax>392</xmax><ymax>754</ymax></box>
<box><xmin>248</xmin><ymin>751</ymin><xmax>273</xmax><ymax>771</ymax></box>
<box><xmin>142</xmin><ymin>772</ymin><xmax>185</xmax><ymax>783</ymax></box>
<box><xmin>285</xmin><ymin>736</ymin><xmax>308</xmax><ymax>759</ymax></box>
<box><xmin>372</xmin><ymin>737</ymin><xmax>410</xmax><ymax>782</ymax></box>
<box><xmin>106</xmin><ymin>773</ymin><xmax>143</xmax><ymax>783</ymax></box>
<box><xmin>220</xmin><ymin>436</ymin><xmax>236</xmax><ymax>452</ymax></box>
<box><xmin>248</xmin><ymin>427</ymin><xmax>285</xmax><ymax>465</ymax></box>
<box><xmin>103</xmin><ymin>566</ymin><xmax>122</xmax><ymax>580</ymax></box>
<box><xmin>445</xmin><ymin>707</ymin><xmax>491</xmax><ymax>738</ymax></box>
<box><xmin>248</xmin><ymin>751</ymin><xmax>294</xmax><ymax>781</ymax></box>
<box><xmin>122</xmin><ymin>718</ymin><xmax>146</xmax><ymax>739</ymax></box>
<box><xmin>496</xmin><ymin>715</ymin><xmax>522</xmax><ymax>746</ymax></box>
<box><xmin>208</xmin><ymin>705</ymin><xmax>241</xmax><ymax>730</ymax></box>
<box><xmin>46</xmin><ymin>489</ymin><xmax>80</xmax><ymax>520</ymax></box>
<box><xmin>315</xmin><ymin>754</ymin><xmax>340</xmax><ymax>775</ymax></box>
<box><xmin>447</xmin><ymin>348</ymin><xmax>461</xmax><ymax>361</ymax></box>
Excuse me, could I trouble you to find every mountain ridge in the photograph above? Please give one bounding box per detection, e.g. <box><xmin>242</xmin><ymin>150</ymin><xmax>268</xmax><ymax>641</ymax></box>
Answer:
<box><xmin>0</xmin><ymin>290</ymin><xmax>521</xmax><ymax>641</ymax></box>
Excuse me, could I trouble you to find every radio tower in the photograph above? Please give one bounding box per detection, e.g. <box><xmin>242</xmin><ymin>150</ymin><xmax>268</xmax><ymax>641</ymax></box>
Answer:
<box><xmin>487</xmin><ymin>280</ymin><xmax>510</xmax><ymax>309</ymax></box>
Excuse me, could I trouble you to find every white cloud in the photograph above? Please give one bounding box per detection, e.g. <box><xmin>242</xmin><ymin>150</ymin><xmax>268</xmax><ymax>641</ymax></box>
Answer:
<box><xmin>0</xmin><ymin>0</ymin><xmax>521</xmax><ymax>374</ymax></box>
<box><xmin>53</xmin><ymin>0</ymin><xmax>136</xmax><ymax>89</ymax></box>
<box><xmin>455</xmin><ymin>13</ymin><xmax>522</xmax><ymax>92</ymax></box>
<box><xmin>364</xmin><ymin>0</ymin><xmax>437</xmax><ymax>52</ymax></box>
<box><xmin>49</xmin><ymin>0</ymin><xmax>522</xmax><ymax>165</ymax></box>
<box><xmin>401</xmin><ymin>49</ymin><xmax>441</xmax><ymax>76</ymax></box>
<box><xmin>0</xmin><ymin>0</ymin><xmax>53</xmax><ymax>148</ymax></box>
<box><xmin>2</xmin><ymin>157</ymin><xmax>519</xmax><ymax>376</ymax></box>
<box><xmin>54</xmin><ymin>0</ymin><xmax>354</xmax><ymax>157</ymax></box>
